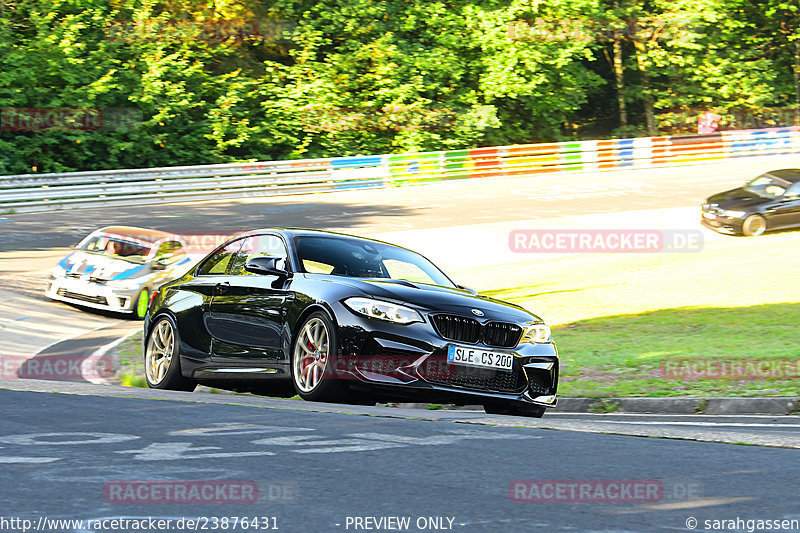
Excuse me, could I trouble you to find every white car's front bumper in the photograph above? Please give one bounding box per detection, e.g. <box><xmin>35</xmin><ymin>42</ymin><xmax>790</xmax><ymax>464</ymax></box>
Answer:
<box><xmin>45</xmin><ymin>276</ymin><xmax>141</xmax><ymax>314</ymax></box>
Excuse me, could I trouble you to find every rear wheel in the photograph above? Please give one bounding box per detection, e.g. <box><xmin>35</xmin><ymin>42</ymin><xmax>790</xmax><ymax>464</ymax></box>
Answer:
<box><xmin>144</xmin><ymin>315</ymin><xmax>196</xmax><ymax>391</ymax></box>
<box><xmin>291</xmin><ymin>312</ymin><xmax>348</xmax><ymax>402</ymax></box>
<box><xmin>483</xmin><ymin>402</ymin><xmax>546</xmax><ymax>418</ymax></box>
<box><xmin>741</xmin><ymin>214</ymin><xmax>766</xmax><ymax>236</ymax></box>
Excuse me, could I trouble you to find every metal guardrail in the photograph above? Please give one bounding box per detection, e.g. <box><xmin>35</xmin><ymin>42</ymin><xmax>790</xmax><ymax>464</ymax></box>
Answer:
<box><xmin>2</xmin><ymin>127</ymin><xmax>799</xmax><ymax>213</ymax></box>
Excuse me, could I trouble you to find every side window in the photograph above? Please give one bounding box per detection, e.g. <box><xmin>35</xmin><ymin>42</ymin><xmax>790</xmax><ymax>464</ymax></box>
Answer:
<box><xmin>785</xmin><ymin>182</ymin><xmax>800</xmax><ymax>198</ymax></box>
<box><xmin>197</xmin><ymin>239</ymin><xmax>244</xmax><ymax>276</ymax></box>
<box><xmin>230</xmin><ymin>235</ymin><xmax>288</xmax><ymax>276</ymax></box>
<box><xmin>155</xmin><ymin>241</ymin><xmax>184</xmax><ymax>259</ymax></box>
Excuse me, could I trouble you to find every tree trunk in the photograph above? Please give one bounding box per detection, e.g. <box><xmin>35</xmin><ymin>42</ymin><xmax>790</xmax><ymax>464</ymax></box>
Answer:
<box><xmin>634</xmin><ymin>40</ymin><xmax>656</xmax><ymax>136</ymax></box>
<box><xmin>613</xmin><ymin>1</ymin><xmax>627</xmax><ymax>128</ymax></box>
<box><xmin>793</xmin><ymin>40</ymin><xmax>800</xmax><ymax>126</ymax></box>
<box><xmin>613</xmin><ymin>40</ymin><xmax>627</xmax><ymax>128</ymax></box>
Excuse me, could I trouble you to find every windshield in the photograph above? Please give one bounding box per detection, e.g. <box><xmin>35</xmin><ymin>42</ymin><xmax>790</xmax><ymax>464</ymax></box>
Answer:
<box><xmin>76</xmin><ymin>234</ymin><xmax>153</xmax><ymax>264</ymax></box>
<box><xmin>745</xmin><ymin>174</ymin><xmax>791</xmax><ymax>198</ymax></box>
<box><xmin>294</xmin><ymin>236</ymin><xmax>455</xmax><ymax>288</ymax></box>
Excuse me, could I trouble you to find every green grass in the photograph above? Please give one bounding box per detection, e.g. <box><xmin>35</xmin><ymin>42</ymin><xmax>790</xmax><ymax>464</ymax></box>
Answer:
<box><xmin>114</xmin><ymin>331</ymin><xmax>146</xmax><ymax>387</ymax></box>
<box><xmin>470</xmin><ymin>230</ymin><xmax>800</xmax><ymax>398</ymax></box>
<box><xmin>551</xmin><ymin>304</ymin><xmax>800</xmax><ymax>397</ymax></box>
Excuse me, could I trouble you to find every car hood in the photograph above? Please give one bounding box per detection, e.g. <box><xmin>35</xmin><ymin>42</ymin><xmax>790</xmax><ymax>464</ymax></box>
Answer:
<box><xmin>328</xmin><ymin>277</ymin><xmax>542</xmax><ymax>323</ymax></box>
<box><xmin>706</xmin><ymin>187</ymin><xmax>768</xmax><ymax>210</ymax></box>
<box><xmin>57</xmin><ymin>251</ymin><xmax>151</xmax><ymax>281</ymax></box>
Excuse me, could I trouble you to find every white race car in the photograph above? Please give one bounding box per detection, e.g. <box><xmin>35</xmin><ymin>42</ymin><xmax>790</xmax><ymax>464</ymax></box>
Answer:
<box><xmin>46</xmin><ymin>226</ymin><xmax>197</xmax><ymax>319</ymax></box>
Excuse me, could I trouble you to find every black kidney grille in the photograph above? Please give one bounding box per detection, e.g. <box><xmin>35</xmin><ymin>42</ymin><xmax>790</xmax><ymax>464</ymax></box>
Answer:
<box><xmin>432</xmin><ymin>314</ymin><xmax>481</xmax><ymax>344</ymax></box>
<box><xmin>432</xmin><ymin>314</ymin><xmax>522</xmax><ymax>348</ymax></box>
<box><xmin>483</xmin><ymin>322</ymin><xmax>523</xmax><ymax>348</ymax></box>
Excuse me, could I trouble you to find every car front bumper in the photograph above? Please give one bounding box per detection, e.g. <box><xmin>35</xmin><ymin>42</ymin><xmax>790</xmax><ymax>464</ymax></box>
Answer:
<box><xmin>700</xmin><ymin>213</ymin><xmax>744</xmax><ymax>234</ymax></box>
<box><xmin>332</xmin><ymin>306</ymin><xmax>559</xmax><ymax>408</ymax></box>
<box><xmin>45</xmin><ymin>277</ymin><xmax>142</xmax><ymax>314</ymax></box>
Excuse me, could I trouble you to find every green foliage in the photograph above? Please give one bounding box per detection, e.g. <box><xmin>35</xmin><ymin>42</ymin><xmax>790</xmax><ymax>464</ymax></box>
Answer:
<box><xmin>1</xmin><ymin>0</ymin><xmax>800</xmax><ymax>173</ymax></box>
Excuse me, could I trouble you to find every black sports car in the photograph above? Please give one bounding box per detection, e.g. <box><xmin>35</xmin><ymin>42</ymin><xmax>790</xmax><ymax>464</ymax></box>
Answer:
<box><xmin>701</xmin><ymin>169</ymin><xmax>800</xmax><ymax>236</ymax></box>
<box><xmin>143</xmin><ymin>229</ymin><xmax>558</xmax><ymax>417</ymax></box>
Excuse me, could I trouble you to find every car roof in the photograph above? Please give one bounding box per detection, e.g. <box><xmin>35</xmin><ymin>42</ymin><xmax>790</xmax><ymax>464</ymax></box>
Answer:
<box><xmin>241</xmin><ymin>227</ymin><xmax>404</xmax><ymax>247</ymax></box>
<box><xmin>95</xmin><ymin>226</ymin><xmax>179</xmax><ymax>244</ymax></box>
<box><xmin>761</xmin><ymin>169</ymin><xmax>800</xmax><ymax>182</ymax></box>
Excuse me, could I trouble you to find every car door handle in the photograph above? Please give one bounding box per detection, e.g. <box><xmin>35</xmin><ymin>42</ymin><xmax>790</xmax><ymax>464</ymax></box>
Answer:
<box><xmin>214</xmin><ymin>282</ymin><xmax>231</xmax><ymax>295</ymax></box>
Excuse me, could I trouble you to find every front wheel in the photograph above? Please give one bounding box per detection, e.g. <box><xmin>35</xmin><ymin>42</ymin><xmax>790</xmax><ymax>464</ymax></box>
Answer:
<box><xmin>133</xmin><ymin>288</ymin><xmax>150</xmax><ymax>320</ymax></box>
<box><xmin>144</xmin><ymin>315</ymin><xmax>196</xmax><ymax>391</ymax></box>
<box><xmin>291</xmin><ymin>312</ymin><xmax>348</xmax><ymax>402</ymax></box>
<box><xmin>741</xmin><ymin>214</ymin><xmax>766</xmax><ymax>236</ymax></box>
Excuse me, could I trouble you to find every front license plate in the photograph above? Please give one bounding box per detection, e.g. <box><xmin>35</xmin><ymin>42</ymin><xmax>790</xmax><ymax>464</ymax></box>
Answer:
<box><xmin>447</xmin><ymin>345</ymin><xmax>514</xmax><ymax>372</ymax></box>
<box><xmin>702</xmin><ymin>212</ymin><xmax>716</xmax><ymax>220</ymax></box>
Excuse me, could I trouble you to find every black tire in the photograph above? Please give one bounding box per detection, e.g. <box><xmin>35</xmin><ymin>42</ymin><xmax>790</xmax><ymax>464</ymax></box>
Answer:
<box><xmin>290</xmin><ymin>311</ymin><xmax>348</xmax><ymax>402</ymax></box>
<box><xmin>741</xmin><ymin>214</ymin><xmax>767</xmax><ymax>236</ymax></box>
<box><xmin>483</xmin><ymin>402</ymin><xmax>546</xmax><ymax>418</ymax></box>
<box><xmin>144</xmin><ymin>314</ymin><xmax>196</xmax><ymax>391</ymax></box>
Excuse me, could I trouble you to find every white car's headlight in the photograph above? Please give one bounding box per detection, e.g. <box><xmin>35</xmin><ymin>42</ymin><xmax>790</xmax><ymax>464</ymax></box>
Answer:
<box><xmin>720</xmin><ymin>209</ymin><xmax>746</xmax><ymax>218</ymax></box>
<box><xmin>522</xmin><ymin>323</ymin><xmax>552</xmax><ymax>344</ymax></box>
<box><xmin>344</xmin><ymin>297</ymin><xmax>423</xmax><ymax>325</ymax></box>
<box><xmin>51</xmin><ymin>265</ymin><xmax>66</xmax><ymax>278</ymax></box>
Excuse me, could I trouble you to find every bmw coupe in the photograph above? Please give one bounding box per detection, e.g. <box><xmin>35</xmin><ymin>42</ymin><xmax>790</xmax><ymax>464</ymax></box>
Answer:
<box><xmin>143</xmin><ymin>229</ymin><xmax>559</xmax><ymax>417</ymax></box>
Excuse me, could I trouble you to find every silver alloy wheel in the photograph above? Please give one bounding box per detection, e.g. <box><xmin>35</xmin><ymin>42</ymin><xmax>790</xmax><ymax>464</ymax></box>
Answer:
<box><xmin>293</xmin><ymin>317</ymin><xmax>330</xmax><ymax>393</ymax></box>
<box><xmin>145</xmin><ymin>319</ymin><xmax>174</xmax><ymax>385</ymax></box>
<box><xmin>743</xmin><ymin>215</ymin><xmax>766</xmax><ymax>236</ymax></box>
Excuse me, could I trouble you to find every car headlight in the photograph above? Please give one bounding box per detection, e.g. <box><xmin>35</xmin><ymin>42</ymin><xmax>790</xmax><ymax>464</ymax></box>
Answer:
<box><xmin>344</xmin><ymin>297</ymin><xmax>423</xmax><ymax>325</ymax></box>
<box><xmin>51</xmin><ymin>265</ymin><xmax>66</xmax><ymax>278</ymax></box>
<box><xmin>719</xmin><ymin>209</ymin><xmax>746</xmax><ymax>218</ymax></box>
<box><xmin>522</xmin><ymin>323</ymin><xmax>552</xmax><ymax>344</ymax></box>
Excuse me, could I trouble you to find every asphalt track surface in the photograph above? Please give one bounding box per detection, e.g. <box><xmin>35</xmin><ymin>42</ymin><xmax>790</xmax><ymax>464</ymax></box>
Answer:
<box><xmin>0</xmin><ymin>382</ymin><xmax>798</xmax><ymax>533</ymax></box>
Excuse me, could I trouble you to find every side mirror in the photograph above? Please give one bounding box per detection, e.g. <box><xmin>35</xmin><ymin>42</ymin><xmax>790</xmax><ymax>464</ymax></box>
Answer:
<box><xmin>245</xmin><ymin>256</ymin><xmax>287</xmax><ymax>276</ymax></box>
<box><xmin>457</xmin><ymin>285</ymin><xmax>478</xmax><ymax>296</ymax></box>
<box><xmin>152</xmin><ymin>258</ymin><xmax>168</xmax><ymax>271</ymax></box>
